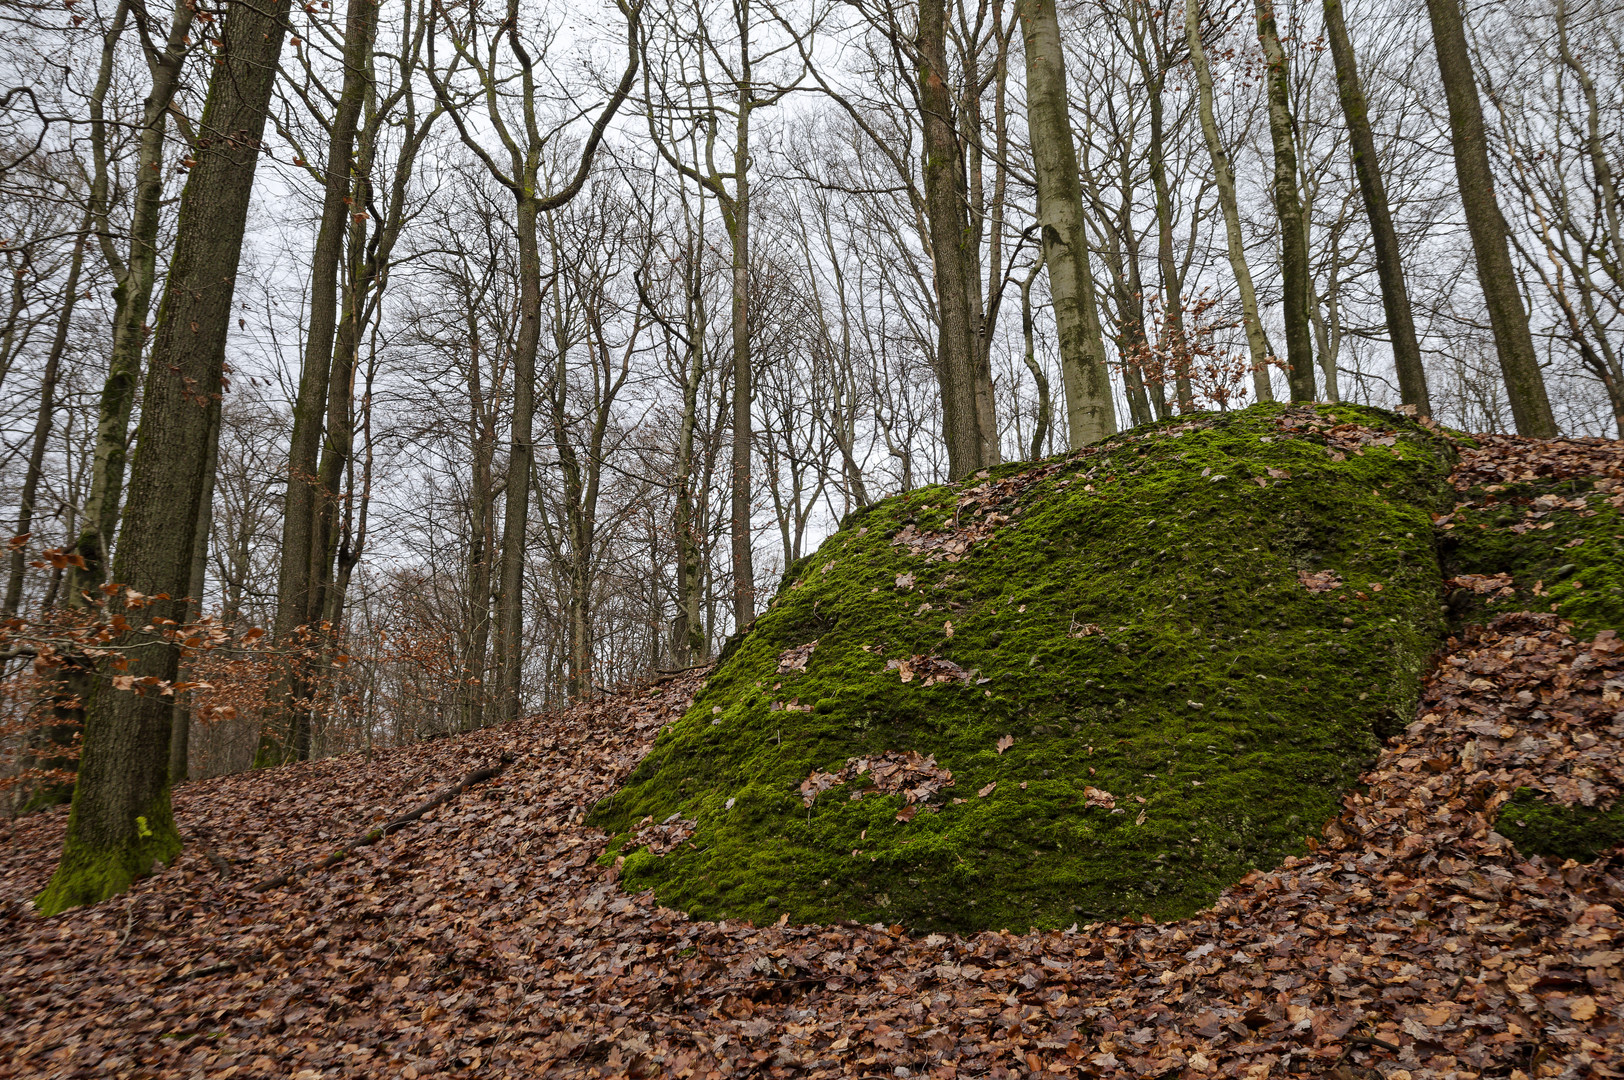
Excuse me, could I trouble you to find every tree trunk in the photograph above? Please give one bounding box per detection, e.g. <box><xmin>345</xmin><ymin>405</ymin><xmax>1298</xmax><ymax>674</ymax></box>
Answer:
<box><xmin>919</xmin><ymin>0</ymin><xmax>993</xmax><ymax>478</ymax></box>
<box><xmin>672</xmin><ymin>247</ymin><xmax>708</xmax><ymax>667</ymax></box>
<box><xmin>69</xmin><ymin>0</ymin><xmax>196</xmax><ymax>605</ymax></box>
<box><xmin>1019</xmin><ymin>264</ymin><xmax>1054</xmax><ymax>459</ymax></box>
<box><xmin>1423</xmin><ymin>0</ymin><xmax>1555</xmax><ymax>434</ymax></box>
<box><xmin>1019</xmin><ymin>0</ymin><xmax>1116</xmax><ymax>449</ymax></box>
<box><xmin>728</xmin><ymin>88</ymin><xmax>756</xmax><ymax>631</ymax></box>
<box><xmin>1322</xmin><ymin>0</ymin><xmax>1429</xmax><ymax>414</ymax></box>
<box><xmin>169</xmin><ymin>406</ymin><xmax>218</xmax><ymax>785</ymax></box>
<box><xmin>493</xmin><ymin>196</ymin><xmax>542</xmax><ymax>724</ymax></box>
<box><xmin>5</xmin><ymin>219</ymin><xmax>88</xmax><ymax>615</ymax></box>
<box><xmin>1185</xmin><ymin>0</ymin><xmax>1276</xmax><ymax>404</ymax></box>
<box><xmin>1255</xmin><ymin>0</ymin><xmax>1317</xmax><ymax>401</ymax></box>
<box><xmin>36</xmin><ymin>0</ymin><xmax>290</xmax><ymax>916</ymax></box>
<box><xmin>263</xmin><ymin>0</ymin><xmax>375</xmax><ymax>765</ymax></box>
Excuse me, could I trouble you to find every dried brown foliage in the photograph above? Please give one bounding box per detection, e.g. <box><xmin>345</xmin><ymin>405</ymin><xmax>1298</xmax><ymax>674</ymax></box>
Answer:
<box><xmin>0</xmin><ymin>444</ymin><xmax>1619</xmax><ymax>1078</ymax></box>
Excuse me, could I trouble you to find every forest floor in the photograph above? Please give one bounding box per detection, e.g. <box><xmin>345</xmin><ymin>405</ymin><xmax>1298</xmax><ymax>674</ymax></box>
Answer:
<box><xmin>2</xmin><ymin>435</ymin><xmax>1623</xmax><ymax>1080</ymax></box>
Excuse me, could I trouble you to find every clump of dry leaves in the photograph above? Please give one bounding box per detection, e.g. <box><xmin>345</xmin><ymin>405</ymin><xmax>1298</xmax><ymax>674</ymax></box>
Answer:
<box><xmin>1</xmin><ymin>438</ymin><xmax>1620</xmax><ymax>1080</ymax></box>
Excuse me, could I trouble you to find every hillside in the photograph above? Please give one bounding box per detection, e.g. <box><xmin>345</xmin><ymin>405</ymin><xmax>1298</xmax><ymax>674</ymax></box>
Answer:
<box><xmin>0</xmin><ymin>419</ymin><xmax>1620</xmax><ymax>1078</ymax></box>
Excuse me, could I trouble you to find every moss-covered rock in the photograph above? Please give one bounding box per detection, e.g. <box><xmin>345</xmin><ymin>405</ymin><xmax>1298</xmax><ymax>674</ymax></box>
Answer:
<box><xmin>1439</xmin><ymin>477</ymin><xmax>1624</xmax><ymax>635</ymax></box>
<box><xmin>1497</xmin><ymin>787</ymin><xmax>1624</xmax><ymax>863</ymax></box>
<box><xmin>591</xmin><ymin>403</ymin><xmax>1459</xmax><ymax>931</ymax></box>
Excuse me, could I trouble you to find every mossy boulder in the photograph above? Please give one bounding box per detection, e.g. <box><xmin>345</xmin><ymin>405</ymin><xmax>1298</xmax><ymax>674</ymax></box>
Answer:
<box><xmin>1440</xmin><ymin>477</ymin><xmax>1624</xmax><ymax>635</ymax></box>
<box><xmin>591</xmin><ymin>403</ymin><xmax>1460</xmax><ymax>931</ymax></box>
<box><xmin>1497</xmin><ymin>787</ymin><xmax>1624</xmax><ymax>863</ymax></box>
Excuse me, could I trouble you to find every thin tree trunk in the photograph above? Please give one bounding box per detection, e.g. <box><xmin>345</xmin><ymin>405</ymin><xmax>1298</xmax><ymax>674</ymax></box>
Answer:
<box><xmin>36</xmin><ymin>0</ymin><xmax>291</xmax><ymax>916</ymax></box>
<box><xmin>492</xmin><ymin>197</ymin><xmax>542</xmax><ymax>723</ymax></box>
<box><xmin>1019</xmin><ymin>263</ymin><xmax>1053</xmax><ymax>459</ymax></box>
<box><xmin>1423</xmin><ymin>0</ymin><xmax>1555</xmax><ymax>434</ymax></box>
<box><xmin>6</xmin><ymin>219</ymin><xmax>89</xmax><ymax>615</ymax></box>
<box><xmin>920</xmin><ymin>0</ymin><xmax>993</xmax><ymax>478</ymax></box>
<box><xmin>69</xmin><ymin>0</ymin><xmax>196</xmax><ymax>604</ymax></box>
<box><xmin>263</xmin><ymin>0</ymin><xmax>375</xmax><ymax>766</ymax></box>
<box><xmin>168</xmin><ymin>405</ymin><xmax>218</xmax><ymax>785</ymax></box>
<box><xmin>1255</xmin><ymin>0</ymin><xmax>1317</xmax><ymax>401</ymax></box>
<box><xmin>1020</xmin><ymin>0</ymin><xmax>1116</xmax><ymax>448</ymax></box>
<box><xmin>1185</xmin><ymin>0</ymin><xmax>1276</xmax><ymax>404</ymax></box>
<box><xmin>1322</xmin><ymin>0</ymin><xmax>1429</xmax><ymax>414</ymax></box>
<box><xmin>728</xmin><ymin>76</ymin><xmax>756</xmax><ymax>630</ymax></box>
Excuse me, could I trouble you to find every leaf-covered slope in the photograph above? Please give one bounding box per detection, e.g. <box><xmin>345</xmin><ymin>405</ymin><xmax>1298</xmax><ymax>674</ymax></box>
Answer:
<box><xmin>591</xmin><ymin>403</ymin><xmax>1459</xmax><ymax>930</ymax></box>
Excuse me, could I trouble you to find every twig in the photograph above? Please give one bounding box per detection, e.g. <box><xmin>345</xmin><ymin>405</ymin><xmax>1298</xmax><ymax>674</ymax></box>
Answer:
<box><xmin>102</xmin><ymin>898</ymin><xmax>137</xmax><ymax>962</ymax></box>
<box><xmin>1348</xmin><ymin>1035</ymin><xmax>1401</xmax><ymax>1052</ymax></box>
<box><xmin>253</xmin><ymin>753</ymin><xmax>515</xmax><ymax>892</ymax></box>
<box><xmin>161</xmin><ymin>961</ymin><xmax>237</xmax><ymax>984</ymax></box>
<box><xmin>189</xmin><ymin>827</ymin><xmax>231</xmax><ymax>880</ymax></box>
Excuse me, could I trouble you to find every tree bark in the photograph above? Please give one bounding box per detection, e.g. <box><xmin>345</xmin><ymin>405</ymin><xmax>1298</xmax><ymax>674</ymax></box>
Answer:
<box><xmin>1019</xmin><ymin>0</ymin><xmax>1116</xmax><ymax>448</ymax></box>
<box><xmin>36</xmin><ymin>0</ymin><xmax>291</xmax><ymax>916</ymax></box>
<box><xmin>1255</xmin><ymin>0</ymin><xmax>1317</xmax><ymax>401</ymax></box>
<box><xmin>1423</xmin><ymin>0</ymin><xmax>1555</xmax><ymax>434</ymax></box>
<box><xmin>919</xmin><ymin>0</ymin><xmax>995</xmax><ymax>478</ymax></box>
<box><xmin>493</xmin><ymin>195</ymin><xmax>542</xmax><ymax>722</ymax></box>
<box><xmin>5</xmin><ymin>218</ymin><xmax>89</xmax><ymax>616</ymax></box>
<box><xmin>169</xmin><ymin>405</ymin><xmax>219</xmax><ymax>785</ymax></box>
<box><xmin>727</xmin><ymin>58</ymin><xmax>756</xmax><ymax>631</ymax></box>
<box><xmin>1322</xmin><ymin>0</ymin><xmax>1429</xmax><ymax>414</ymax></box>
<box><xmin>69</xmin><ymin>0</ymin><xmax>196</xmax><ymax>605</ymax></box>
<box><xmin>1185</xmin><ymin>0</ymin><xmax>1276</xmax><ymax>404</ymax></box>
<box><xmin>263</xmin><ymin>0</ymin><xmax>376</xmax><ymax>766</ymax></box>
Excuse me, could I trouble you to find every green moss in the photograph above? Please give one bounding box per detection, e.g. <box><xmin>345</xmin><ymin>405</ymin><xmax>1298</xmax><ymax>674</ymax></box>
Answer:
<box><xmin>1440</xmin><ymin>478</ymin><xmax>1624</xmax><ymax>634</ymax></box>
<box><xmin>1497</xmin><ymin>787</ymin><xmax>1624</xmax><ymax>862</ymax></box>
<box><xmin>591</xmin><ymin>403</ymin><xmax>1458</xmax><ymax>931</ymax></box>
<box><xmin>33</xmin><ymin>787</ymin><xmax>183</xmax><ymax>917</ymax></box>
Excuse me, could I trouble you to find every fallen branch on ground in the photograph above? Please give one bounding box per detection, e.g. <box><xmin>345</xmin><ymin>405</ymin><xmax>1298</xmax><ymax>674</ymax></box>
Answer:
<box><xmin>253</xmin><ymin>753</ymin><xmax>515</xmax><ymax>892</ymax></box>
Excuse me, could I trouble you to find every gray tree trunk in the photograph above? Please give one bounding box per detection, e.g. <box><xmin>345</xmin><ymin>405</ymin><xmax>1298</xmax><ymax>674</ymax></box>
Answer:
<box><xmin>36</xmin><ymin>0</ymin><xmax>291</xmax><ymax>916</ymax></box>
<box><xmin>1255</xmin><ymin>0</ymin><xmax>1318</xmax><ymax>401</ymax></box>
<box><xmin>1019</xmin><ymin>0</ymin><xmax>1116</xmax><ymax>448</ymax></box>
<box><xmin>1322</xmin><ymin>0</ymin><xmax>1430</xmax><ymax>414</ymax></box>
<box><xmin>1423</xmin><ymin>0</ymin><xmax>1555</xmax><ymax>434</ymax></box>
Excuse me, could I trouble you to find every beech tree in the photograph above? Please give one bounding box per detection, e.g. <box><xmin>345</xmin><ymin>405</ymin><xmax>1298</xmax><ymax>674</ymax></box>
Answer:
<box><xmin>1019</xmin><ymin>0</ymin><xmax>1116</xmax><ymax>447</ymax></box>
<box><xmin>37</xmin><ymin>0</ymin><xmax>294</xmax><ymax>915</ymax></box>
<box><xmin>1424</xmin><ymin>0</ymin><xmax>1557</xmax><ymax>435</ymax></box>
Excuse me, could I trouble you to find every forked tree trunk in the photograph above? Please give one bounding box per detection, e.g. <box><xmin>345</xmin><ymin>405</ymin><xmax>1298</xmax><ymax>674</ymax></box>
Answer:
<box><xmin>1424</xmin><ymin>0</ymin><xmax>1555</xmax><ymax>434</ymax></box>
<box><xmin>70</xmin><ymin>0</ymin><xmax>196</xmax><ymax>605</ymax></box>
<box><xmin>1255</xmin><ymin>0</ymin><xmax>1318</xmax><ymax>401</ymax></box>
<box><xmin>36</xmin><ymin>0</ymin><xmax>291</xmax><ymax>916</ymax></box>
<box><xmin>1019</xmin><ymin>0</ymin><xmax>1116</xmax><ymax>448</ymax></box>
